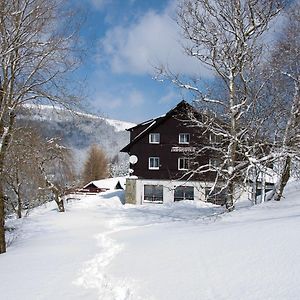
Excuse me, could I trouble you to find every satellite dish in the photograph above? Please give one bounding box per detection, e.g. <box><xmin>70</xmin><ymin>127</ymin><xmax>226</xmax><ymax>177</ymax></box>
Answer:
<box><xmin>129</xmin><ymin>168</ymin><xmax>134</xmax><ymax>174</ymax></box>
<box><xmin>129</xmin><ymin>155</ymin><xmax>138</xmax><ymax>164</ymax></box>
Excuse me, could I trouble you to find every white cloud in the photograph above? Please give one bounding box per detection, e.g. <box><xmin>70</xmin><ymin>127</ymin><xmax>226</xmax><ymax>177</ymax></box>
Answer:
<box><xmin>92</xmin><ymin>88</ymin><xmax>146</xmax><ymax>112</ymax></box>
<box><xmin>99</xmin><ymin>1</ymin><xmax>213</xmax><ymax>77</ymax></box>
<box><xmin>159</xmin><ymin>89</ymin><xmax>179</xmax><ymax>104</ymax></box>
<box><xmin>90</xmin><ymin>0</ymin><xmax>111</xmax><ymax>10</ymax></box>
<box><xmin>92</xmin><ymin>92</ymin><xmax>123</xmax><ymax>110</ymax></box>
<box><xmin>98</xmin><ymin>0</ymin><xmax>288</xmax><ymax>78</ymax></box>
<box><xmin>128</xmin><ymin>90</ymin><xmax>145</xmax><ymax>107</ymax></box>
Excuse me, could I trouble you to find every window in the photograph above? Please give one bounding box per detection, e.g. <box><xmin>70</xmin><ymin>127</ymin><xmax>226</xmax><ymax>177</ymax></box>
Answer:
<box><xmin>144</xmin><ymin>185</ymin><xmax>163</xmax><ymax>203</ymax></box>
<box><xmin>149</xmin><ymin>157</ymin><xmax>160</xmax><ymax>170</ymax></box>
<box><xmin>209</xmin><ymin>133</ymin><xmax>217</xmax><ymax>144</ymax></box>
<box><xmin>178</xmin><ymin>157</ymin><xmax>189</xmax><ymax>170</ymax></box>
<box><xmin>149</xmin><ymin>133</ymin><xmax>160</xmax><ymax>144</ymax></box>
<box><xmin>179</xmin><ymin>133</ymin><xmax>190</xmax><ymax>144</ymax></box>
<box><xmin>174</xmin><ymin>186</ymin><xmax>194</xmax><ymax>201</ymax></box>
<box><xmin>205</xmin><ymin>187</ymin><xmax>226</xmax><ymax>205</ymax></box>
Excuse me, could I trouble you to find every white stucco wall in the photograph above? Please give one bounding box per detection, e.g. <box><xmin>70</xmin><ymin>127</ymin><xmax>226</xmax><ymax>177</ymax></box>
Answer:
<box><xmin>133</xmin><ymin>179</ymin><xmax>211</xmax><ymax>205</ymax></box>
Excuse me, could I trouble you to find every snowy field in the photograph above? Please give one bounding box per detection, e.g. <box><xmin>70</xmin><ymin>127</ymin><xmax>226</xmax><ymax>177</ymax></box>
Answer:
<box><xmin>1</xmin><ymin>183</ymin><xmax>300</xmax><ymax>300</ymax></box>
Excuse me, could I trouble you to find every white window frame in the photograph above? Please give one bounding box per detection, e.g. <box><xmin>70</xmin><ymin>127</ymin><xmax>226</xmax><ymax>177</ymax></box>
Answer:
<box><xmin>174</xmin><ymin>186</ymin><xmax>194</xmax><ymax>201</ymax></box>
<box><xmin>209</xmin><ymin>133</ymin><xmax>217</xmax><ymax>144</ymax></box>
<box><xmin>143</xmin><ymin>185</ymin><xmax>163</xmax><ymax>203</ymax></box>
<box><xmin>149</xmin><ymin>157</ymin><xmax>160</xmax><ymax>170</ymax></box>
<box><xmin>149</xmin><ymin>133</ymin><xmax>160</xmax><ymax>144</ymax></box>
<box><xmin>179</xmin><ymin>133</ymin><xmax>190</xmax><ymax>144</ymax></box>
<box><xmin>178</xmin><ymin>157</ymin><xmax>189</xmax><ymax>170</ymax></box>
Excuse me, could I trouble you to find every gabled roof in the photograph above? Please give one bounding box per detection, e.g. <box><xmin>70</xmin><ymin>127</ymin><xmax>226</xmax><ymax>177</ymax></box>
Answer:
<box><xmin>121</xmin><ymin>100</ymin><xmax>197</xmax><ymax>152</ymax></box>
<box><xmin>83</xmin><ymin>177</ymin><xmax>126</xmax><ymax>190</ymax></box>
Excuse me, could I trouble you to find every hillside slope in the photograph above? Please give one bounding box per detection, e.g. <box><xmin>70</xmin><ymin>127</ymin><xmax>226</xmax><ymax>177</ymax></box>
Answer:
<box><xmin>0</xmin><ymin>181</ymin><xmax>299</xmax><ymax>299</ymax></box>
<box><xmin>18</xmin><ymin>105</ymin><xmax>135</xmax><ymax>171</ymax></box>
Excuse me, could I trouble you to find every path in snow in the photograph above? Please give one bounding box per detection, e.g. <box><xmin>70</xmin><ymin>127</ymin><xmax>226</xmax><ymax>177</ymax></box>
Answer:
<box><xmin>2</xmin><ymin>186</ymin><xmax>299</xmax><ymax>300</ymax></box>
<box><xmin>0</xmin><ymin>197</ymin><xmax>121</xmax><ymax>300</ymax></box>
<box><xmin>1</xmin><ymin>193</ymin><xmax>222</xmax><ymax>300</ymax></box>
<box><xmin>74</xmin><ymin>218</ymin><xmax>136</xmax><ymax>300</ymax></box>
<box><xmin>73</xmin><ymin>199</ymin><xmax>225</xmax><ymax>300</ymax></box>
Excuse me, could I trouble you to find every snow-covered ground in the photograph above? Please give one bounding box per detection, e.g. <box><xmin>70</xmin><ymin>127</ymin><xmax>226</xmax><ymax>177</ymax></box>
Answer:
<box><xmin>1</xmin><ymin>183</ymin><xmax>300</xmax><ymax>300</ymax></box>
<box><xmin>22</xmin><ymin>103</ymin><xmax>136</xmax><ymax>132</ymax></box>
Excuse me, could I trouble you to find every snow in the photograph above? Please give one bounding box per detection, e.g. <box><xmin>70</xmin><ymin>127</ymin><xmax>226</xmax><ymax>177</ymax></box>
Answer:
<box><xmin>83</xmin><ymin>176</ymin><xmax>127</xmax><ymax>190</ymax></box>
<box><xmin>1</xmin><ymin>182</ymin><xmax>300</xmax><ymax>300</ymax></box>
<box><xmin>22</xmin><ymin>103</ymin><xmax>136</xmax><ymax>132</ymax></box>
<box><xmin>105</xmin><ymin>119</ymin><xmax>136</xmax><ymax>132</ymax></box>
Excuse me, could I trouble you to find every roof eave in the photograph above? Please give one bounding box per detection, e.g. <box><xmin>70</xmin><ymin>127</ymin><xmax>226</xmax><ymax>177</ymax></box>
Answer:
<box><xmin>120</xmin><ymin>144</ymin><xmax>130</xmax><ymax>153</ymax></box>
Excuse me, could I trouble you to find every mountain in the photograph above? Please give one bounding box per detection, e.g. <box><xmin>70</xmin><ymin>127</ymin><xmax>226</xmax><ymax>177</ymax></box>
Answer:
<box><xmin>18</xmin><ymin>104</ymin><xmax>135</xmax><ymax>172</ymax></box>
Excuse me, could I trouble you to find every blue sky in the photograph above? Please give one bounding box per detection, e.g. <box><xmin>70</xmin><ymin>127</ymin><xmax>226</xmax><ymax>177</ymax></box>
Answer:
<box><xmin>75</xmin><ymin>0</ymin><xmax>213</xmax><ymax>123</ymax></box>
<box><xmin>75</xmin><ymin>0</ymin><xmax>287</xmax><ymax>123</ymax></box>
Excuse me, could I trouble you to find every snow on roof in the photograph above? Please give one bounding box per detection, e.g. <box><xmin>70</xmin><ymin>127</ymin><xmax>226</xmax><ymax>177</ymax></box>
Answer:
<box><xmin>255</xmin><ymin>166</ymin><xmax>279</xmax><ymax>184</ymax></box>
<box><xmin>84</xmin><ymin>177</ymin><xmax>127</xmax><ymax>190</ymax></box>
<box><xmin>132</xmin><ymin>121</ymin><xmax>157</xmax><ymax>142</ymax></box>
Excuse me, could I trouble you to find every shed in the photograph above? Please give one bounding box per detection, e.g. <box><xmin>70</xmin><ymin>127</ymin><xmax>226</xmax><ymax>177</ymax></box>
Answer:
<box><xmin>81</xmin><ymin>177</ymin><xmax>127</xmax><ymax>193</ymax></box>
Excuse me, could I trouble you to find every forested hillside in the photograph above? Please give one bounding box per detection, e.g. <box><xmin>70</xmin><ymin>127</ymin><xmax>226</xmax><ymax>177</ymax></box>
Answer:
<box><xmin>18</xmin><ymin>105</ymin><xmax>134</xmax><ymax>171</ymax></box>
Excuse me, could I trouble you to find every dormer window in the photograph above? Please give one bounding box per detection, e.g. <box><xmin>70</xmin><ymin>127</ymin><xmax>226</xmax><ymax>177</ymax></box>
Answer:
<box><xmin>179</xmin><ymin>133</ymin><xmax>190</xmax><ymax>144</ymax></box>
<box><xmin>149</xmin><ymin>133</ymin><xmax>160</xmax><ymax>144</ymax></box>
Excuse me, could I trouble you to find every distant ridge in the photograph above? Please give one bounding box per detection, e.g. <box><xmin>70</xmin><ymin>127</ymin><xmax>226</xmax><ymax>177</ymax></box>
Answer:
<box><xmin>18</xmin><ymin>104</ymin><xmax>135</xmax><ymax>172</ymax></box>
<box><xmin>21</xmin><ymin>103</ymin><xmax>136</xmax><ymax>132</ymax></box>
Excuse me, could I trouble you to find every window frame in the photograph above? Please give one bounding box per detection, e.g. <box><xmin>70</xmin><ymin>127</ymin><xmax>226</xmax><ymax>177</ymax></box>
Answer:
<box><xmin>149</xmin><ymin>133</ymin><xmax>160</xmax><ymax>144</ymax></box>
<box><xmin>178</xmin><ymin>157</ymin><xmax>189</xmax><ymax>170</ymax></box>
<box><xmin>179</xmin><ymin>133</ymin><xmax>190</xmax><ymax>144</ymax></box>
<box><xmin>144</xmin><ymin>185</ymin><xmax>163</xmax><ymax>203</ymax></box>
<box><xmin>174</xmin><ymin>186</ymin><xmax>194</xmax><ymax>201</ymax></box>
<box><xmin>205</xmin><ymin>187</ymin><xmax>227</xmax><ymax>205</ymax></box>
<box><xmin>149</xmin><ymin>157</ymin><xmax>160</xmax><ymax>170</ymax></box>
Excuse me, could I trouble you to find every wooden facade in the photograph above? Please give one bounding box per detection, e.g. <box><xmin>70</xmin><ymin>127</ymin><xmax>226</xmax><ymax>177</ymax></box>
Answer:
<box><xmin>121</xmin><ymin>101</ymin><xmax>218</xmax><ymax>182</ymax></box>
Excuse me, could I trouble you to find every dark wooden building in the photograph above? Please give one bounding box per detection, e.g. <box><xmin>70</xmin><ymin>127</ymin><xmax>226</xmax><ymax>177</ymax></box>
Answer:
<box><xmin>121</xmin><ymin>100</ymin><xmax>217</xmax><ymax>181</ymax></box>
<box><xmin>121</xmin><ymin>101</ymin><xmax>225</xmax><ymax>205</ymax></box>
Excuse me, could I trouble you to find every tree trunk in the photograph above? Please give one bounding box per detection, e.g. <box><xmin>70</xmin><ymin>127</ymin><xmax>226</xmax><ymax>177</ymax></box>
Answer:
<box><xmin>0</xmin><ymin>185</ymin><xmax>6</xmax><ymax>253</ymax></box>
<box><xmin>261</xmin><ymin>170</ymin><xmax>266</xmax><ymax>204</ymax></box>
<box><xmin>226</xmin><ymin>181</ymin><xmax>235</xmax><ymax>211</ymax></box>
<box><xmin>251</xmin><ymin>166</ymin><xmax>258</xmax><ymax>205</ymax></box>
<box><xmin>0</xmin><ymin>112</ymin><xmax>15</xmax><ymax>253</ymax></box>
<box><xmin>17</xmin><ymin>194</ymin><xmax>22</xmax><ymax>219</ymax></box>
<box><xmin>54</xmin><ymin>191</ymin><xmax>65</xmax><ymax>212</ymax></box>
<box><xmin>57</xmin><ymin>199</ymin><xmax>65</xmax><ymax>212</ymax></box>
<box><xmin>274</xmin><ymin>156</ymin><xmax>291</xmax><ymax>201</ymax></box>
<box><xmin>0</xmin><ymin>139</ymin><xmax>7</xmax><ymax>253</ymax></box>
<box><xmin>226</xmin><ymin>70</ymin><xmax>236</xmax><ymax>212</ymax></box>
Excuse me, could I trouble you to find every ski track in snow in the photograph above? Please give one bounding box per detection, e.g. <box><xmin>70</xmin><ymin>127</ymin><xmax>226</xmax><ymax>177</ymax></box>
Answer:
<box><xmin>73</xmin><ymin>204</ymin><xmax>224</xmax><ymax>300</ymax></box>
<box><xmin>3</xmin><ymin>183</ymin><xmax>300</xmax><ymax>300</ymax></box>
<box><xmin>74</xmin><ymin>217</ymin><xmax>142</xmax><ymax>300</ymax></box>
<box><xmin>72</xmin><ymin>206</ymin><xmax>198</xmax><ymax>300</ymax></box>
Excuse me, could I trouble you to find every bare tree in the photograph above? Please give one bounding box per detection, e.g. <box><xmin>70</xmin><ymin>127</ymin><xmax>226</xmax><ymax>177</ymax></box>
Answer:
<box><xmin>264</xmin><ymin>2</ymin><xmax>300</xmax><ymax>201</ymax></box>
<box><xmin>3</xmin><ymin>126</ymin><xmax>75</xmax><ymax>216</ymax></box>
<box><xmin>3</xmin><ymin>127</ymin><xmax>43</xmax><ymax>218</ymax></box>
<box><xmin>158</xmin><ymin>0</ymin><xmax>284</xmax><ymax>210</ymax></box>
<box><xmin>36</xmin><ymin>137</ymin><xmax>75</xmax><ymax>213</ymax></box>
<box><xmin>109</xmin><ymin>154</ymin><xmax>129</xmax><ymax>177</ymax></box>
<box><xmin>0</xmin><ymin>0</ymin><xmax>82</xmax><ymax>253</ymax></box>
<box><xmin>82</xmin><ymin>144</ymin><xmax>109</xmax><ymax>184</ymax></box>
